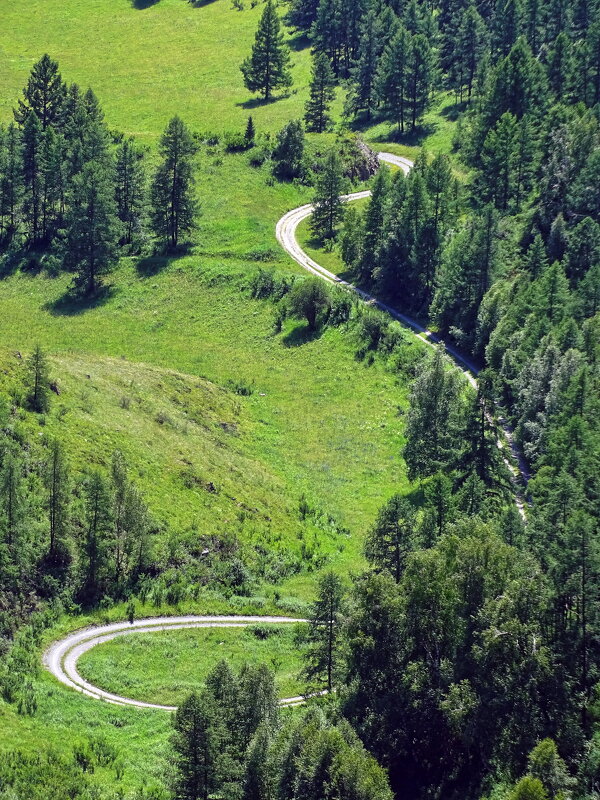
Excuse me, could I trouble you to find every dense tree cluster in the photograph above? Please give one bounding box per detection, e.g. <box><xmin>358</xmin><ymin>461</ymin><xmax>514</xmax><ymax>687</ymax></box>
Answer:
<box><xmin>170</xmin><ymin>659</ymin><xmax>392</xmax><ymax>800</ymax></box>
<box><xmin>0</xmin><ymin>56</ymin><xmax>198</xmax><ymax>297</ymax></box>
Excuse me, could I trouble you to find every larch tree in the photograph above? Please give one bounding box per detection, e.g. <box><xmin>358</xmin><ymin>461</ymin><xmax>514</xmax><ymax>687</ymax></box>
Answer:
<box><xmin>172</xmin><ymin>693</ymin><xmax>220</xmax><ymax>800</ymax></box>
<box><xmin>63</xmin><ymin>159</ymin><xmax>121</xmax><ymax>297</ymax></box>
<box><xmin>115</xmin><ymin>137</ymin><xmax>147</xmax><ymax>249</ymax></box>
<box><xmin>25</xmin><ymin>344</ymin><xmax>51</xmax><ymax>414</ymax></box>
<box><xmin>241</xmin><ymin>0</ymin><xmax>293</xmax><ymax>101</ymax></box>
<box><xmin>305</xmin><ymin>52</ymin><xmax>336</xmax><ymax>133</ymax></box>
<box><xmin>365</xmin><ymin>494</ymin><xmax>418</xmax><ymax>582</ymax></box>
<box><xmin>304</xmin><ymin>570</ymin><xmax>345</xmax><ymax>692</ymax></box>
<box><xmin>150</xmin><ymin>116</ymin><xmax>197</xmax><ymax>251</ymax></box>
<box><xmin>45</xmin><ymin>439</ymin><xmax>70</xmax><ymax>560</ymax></box>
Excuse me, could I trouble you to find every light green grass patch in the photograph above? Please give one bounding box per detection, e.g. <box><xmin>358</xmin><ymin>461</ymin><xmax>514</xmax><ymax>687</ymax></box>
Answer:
<box><xmin>78</xmin><ymin>624</ymin><xmax>307</xmax><ymax>704</ymax></box>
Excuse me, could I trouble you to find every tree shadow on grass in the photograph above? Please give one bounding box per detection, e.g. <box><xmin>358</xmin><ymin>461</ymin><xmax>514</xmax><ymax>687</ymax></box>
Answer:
<box><xmin>281</xmin><ymin>323</ymin><xmax>324</xmax><ymax>347</ymax></box>
<box><xmin>439</xmin><ymin>100</ymin><xmax>468</xmax><ymax>121</ymax></box>
<box><xmin>236</xmin><ymin>95</ymin><xmax>284</xmax><ymax>110</ymax></box>
<box><xmin>131</xmin><ymin>0</ymin><xmax>160</xmax><ymax>9</ymax></box>
<box><xmin>287</xmin><ymin>32</ymin><xmax>311</xmax><ymax>52</ymax></box>
<box><xmin>136</xmin><ymin>254</ymin><xmax>176</xmax><ymax>277</ymax></box>
<box><xmin>43</xmin><ymin>285</ymin><xmax>116</xmax><ymax>317</ymax></box>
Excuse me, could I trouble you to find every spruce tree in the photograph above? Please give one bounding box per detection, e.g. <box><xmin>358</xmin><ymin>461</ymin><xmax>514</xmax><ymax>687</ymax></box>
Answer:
<box><xmin>305</xmin><ymin>52</ymin><xmax>336</xmax><ymax>132</ymax></box>
<box><xmin>304</xmin><ymin>570</ymin><xmax>345</xmax><ymax>691</ymax></box>
<box><xmin>546</xmin><ymin>32</ymin><xmax>574</xmax><ymax>102</ymax></box>
<box><xmin>150</xmin><ymin>116</ymin><xmax>197</xmax><ymax>251</ymax></box>
<box><xmin>63</xmin><ymin>159</ymin><xmax>121</xmax><ymax>297</ymax></box>
<box><xmin>15</xmin><ymin>54</ymin><xmax>66</xmax><ymax>130</ymax></box>
<box><xmin>311</xmin><ymin>148</ymin><xmax>346</xmax><ymax>240</ymax></box>
<box><xmin>241</xmin><ymin>0</ymin><xmax>293</xmax><ymax>100</ymax></box>
<box><xmin>25</xmin><ymin>344</ymin><xmax>51</xmax><ymax>414</ymax></box>
<box><xmin>451</xmin><ymin>2</ymin><xmax>488</xmax><ymax>103</ymax></box>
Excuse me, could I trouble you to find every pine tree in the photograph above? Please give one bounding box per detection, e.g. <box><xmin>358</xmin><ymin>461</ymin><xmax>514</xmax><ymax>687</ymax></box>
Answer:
<box><xmin>304</xmin><ymin>570</ymin><xmax>345</xmax><ymax>691</ymax></box>
<box><xmin>172</xmin><ymin>693</ymin><xmax>220</xmax><ymax>800</ymax></box>
<box><xmin>25</xmin><ymin>344</ymin><xmax>51</xmax><ymax>413</ymax></box>
<box><xmin>365</xmin><ymin>494</ymin><xmax>417</xmax><ymax>581</ymax></box>
<box><xmin>311</xmin><ymin>148</ymin><xmax>346</xmax><ymax>240</ymax></box>
<box><xmin>376</xmin><ymin>27</ymin><xmax>411</xmax><ymax>134</ymax></box>
<box><xmin>14</xmin><ymin>54</ymin><xmax>66</xmax><ymax>130</ymax></box>
<box><xmin>40</xmin><ymin>127</ymin><xmax>65</xmax><ymax>242</ymax></box>
<box><xmin>115</xmin><ymin>137</ymin><xmax>147</xmax><ymax>248</ymax></box>
<box><xmin>358</xmin><ymin>165</ymin><xmax>391</xmax><ymax>283</ymax></box>
<box><xmin>150</xmin><ymin>116</ymin><xmax>197</xmax><ymax>251</ymax></box>
<box><xmin>63</xmin><ymin>159</ymin><xmax>121</xmax><ymax>297</ymax></box>
<box><xmin>21</xmin><ymin>111</ymin><xmax>44</xmax><ymax>245</ymax></box>
<box><xmin>45</xmin><ymin>439</ymin><xmax>70</xmax><ymax>559</ymax></box>
<box><xmin>241</xmin><ymin>0</ymin><xmax>293</xmax><ymax>100</ymax></box>
<box><xmin>305</xmin><ymin>52</ymin><xmax>336</xmax><ymax>132</ymax></box>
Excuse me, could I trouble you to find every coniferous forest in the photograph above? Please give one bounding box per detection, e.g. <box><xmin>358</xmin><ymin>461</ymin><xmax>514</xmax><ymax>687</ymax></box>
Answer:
<box><xmin>0</xmin><ymin>0</ymin><xmax>598</xmax><ymax>798</ymax></box>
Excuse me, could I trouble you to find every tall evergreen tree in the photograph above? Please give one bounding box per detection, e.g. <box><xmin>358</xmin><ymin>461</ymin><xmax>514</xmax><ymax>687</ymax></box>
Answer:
<box><xmin>80</xmin><ymin>470</ymin><xmax>113</xmax><ymax>603</ymax></box>
<box><xmin>14</xmin><ymin>54</ymin><xmax>66</xmax><ymax>131</ymax></box>
<box><xmin>311</xmin><ymin>148</ymin><xmax>346</xmax><ymax>240</ymax></box>
<box><xmin>305</xmin><ymin>52</ymin><xmax>336</xmax><ymax>132</ymax></box>
<box><xmin>21</xmin><ymin>111</ymin><xmax>44</xmax><ymax>245</ymax></box>
<box><xmin>347</xmin><ymin>8</ymin><xmax>388</xmax><ymax>120</ymax></box>
<box><xmin>150</xmin><ymin>116</ymin><xmax>197</xmax><ymax>251</ymax></box>
<box><xmin>376</xmin><ymin>27</ymin><xmax>411</xmax><ymax>134</ymax></box>
<box><xmin>172</xmin><ymin>693</ymin><xmax>220</xmax><ymax>800</ymax></box>
<box><xmin>63</xmin><ymin>159</ymin><xmax>121</xmax><ymax>296</ymax></box>
<box><xmin>25</xmin><ymin>344</ymin><xmax>50</xmax><ymax>414</ymax></box>
<box><xmin>241</xmin><ymin>0</ymin><xmax>293</xmax><ymax>100</ymax></box>
<box><xmin>403</xmin><ymin>347</ymin><xmax>463</xmax><ymax>479</ymax></box>
<box><xmin>0</xmin><ymin>124</ymin><xmax>23</xmax><ymax>240</ymax></box>
<box><xmin>304</xmin><ymin>570</ymin><xmax>345</xmax><ymax>692</ymax></box>
<box><xmin>365</xmin><ymin>494</ymin><xmax>418</xmax><ymax>581</ymax></box>
<box><xmin>115</xmin><ymin>137</ymin><xmax>146</xmax><ymax>248</ymax></box>
<box><xmin>406</xmin><ymin>34</ymin><xmax>436</xmax><ymax>130</ymax></box>
<box><xmin>45</xmin><ymin>439</ymin><xmax>70</xmax><ymax>560</ymax></box>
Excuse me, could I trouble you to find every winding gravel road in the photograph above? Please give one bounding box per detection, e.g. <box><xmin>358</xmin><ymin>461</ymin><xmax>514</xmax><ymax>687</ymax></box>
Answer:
<box><xmin>44</xmin><ymin>615</ymin><xmax>307</xmax><ymax>711</ymax></box>
<box><xmin>42</xmin><ymin>152</ymin><xmax>530</xmax><ymax>712</ymax></box>
<box><xmin>276</xmin><ymin>151</ymin><xmax>530</xmax><ymax>506</ymax></box>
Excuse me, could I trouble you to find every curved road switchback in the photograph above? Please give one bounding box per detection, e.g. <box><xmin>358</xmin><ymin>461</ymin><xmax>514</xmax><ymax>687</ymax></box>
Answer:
<box><xmin>276</xmin><ymin>152</ymin><xmax>530</xmax><ymax>511</ymax></box>
<box><xmin>44</xmin><ymin>615</ymin><xmax>308</xmax><ymax>711</ymax></box>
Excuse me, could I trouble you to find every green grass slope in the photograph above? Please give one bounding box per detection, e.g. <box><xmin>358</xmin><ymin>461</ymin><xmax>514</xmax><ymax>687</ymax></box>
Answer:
<box><xmin>77</xmin><ymin>625</ymin><xmax>306</xmax><ymax>704</ymax></box>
